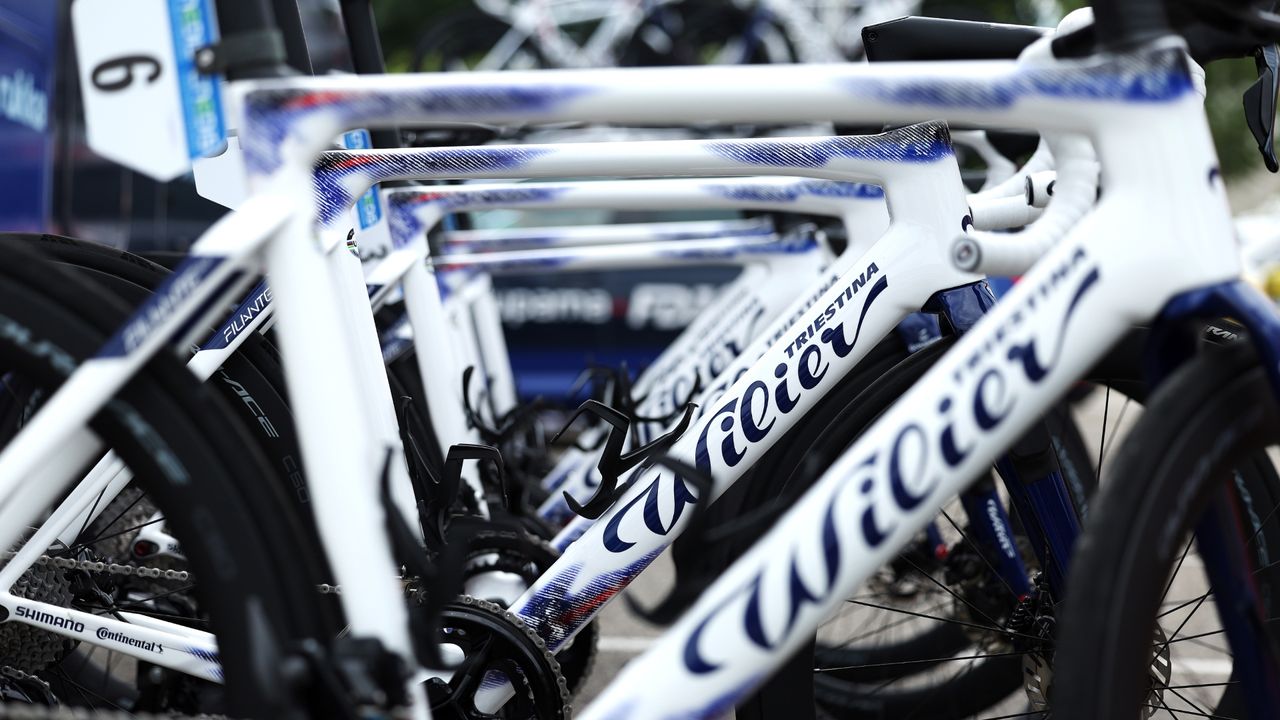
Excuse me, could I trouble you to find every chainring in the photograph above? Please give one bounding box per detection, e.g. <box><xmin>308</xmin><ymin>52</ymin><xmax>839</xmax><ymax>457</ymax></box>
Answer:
<box><xmin>428</xmin><ymin>595</ymin><xmax>570</xmax><ymax>719</ymax></box>
<box><xmin>453</xmin><ymin>522</ymin><xmax>597</xmax><ymax>696</ymax></box>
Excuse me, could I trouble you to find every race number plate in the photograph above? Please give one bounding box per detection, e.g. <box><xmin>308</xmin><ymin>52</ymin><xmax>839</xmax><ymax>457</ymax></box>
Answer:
<box><xmin>72</xmin><ymin>0</ymin><xmax>226</xmax><ymax>181</ymax></box>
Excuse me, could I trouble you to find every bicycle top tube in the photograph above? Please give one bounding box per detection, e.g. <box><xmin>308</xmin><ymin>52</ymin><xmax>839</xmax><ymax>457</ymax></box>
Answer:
<box><xmin>311</xmin><ymin>124</ymin><xmax>939</xmax><ymax>233</ymax></box>
<box><xmin>234</xmin><ymin>40</ymin><xmax>1194</xmax><ymax>181</ymax></box>
<box><xmin>333</xmin><ymin>175</ymin><xmax>883</xmax><ymax>231</ymax></box>
<box><xmin>372</xmin><ymin>176</ymin><xmax>885</xmax><ymax>253</ymax></box>
<box><xmin>427</xmin><ymin>226</ymin><xmax>819</xmax><ymax>275</ymax></box>
<box><xmin>439</xmin><ymin>217</ymin><xmax>778</xmax><ymax>250</ymax></box>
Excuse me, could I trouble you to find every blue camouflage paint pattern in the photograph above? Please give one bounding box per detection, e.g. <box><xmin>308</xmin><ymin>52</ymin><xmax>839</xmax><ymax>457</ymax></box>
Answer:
<box><xmin>384</xmin><ymin>185</ymin><xmax>571</xmax><ymax>248</ymax></box>
<box><xmin>703</xmin><ymin>180</ymin><xmax>884</xmax><ymax>203</ymax></box>
<box><xmin>707</xmin><ymin>123</ymin><xmax>952</xmax><ymax>168</ymax></box>
<box><xmin>843</xmin><ymin>47</ymin><xmax>1192</xmax><ymax>109</ymax></box>
<box><xmin>183</xmin><ymin>646</ymin><xmax>223</xmax><ymax>680</ymax></box>
<box><xmin>242</xmin><ymin>84</ymin><xmax>593</xmax><ymax>176</ymax></box>
<box><xmin>314</xmin><ymin>147</ymin><xmax>555</xmax><ymax>226</ymax></box>
<box><xmin>514</xmin><ymin>549</ymin><xmax>662</xmax><ymax>651</ymax></box>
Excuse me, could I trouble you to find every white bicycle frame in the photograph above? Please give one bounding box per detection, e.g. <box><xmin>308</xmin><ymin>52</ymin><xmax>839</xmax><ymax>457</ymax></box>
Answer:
<box><xmin>434</xmin><ymin>225</ymin><xmax>815</xmax><ymax>420</ymax></box>
<box><xmin>358</xmin><ymin>175</ymin><xmax>884</xmax><ymax>463</ymax></box>
<box><xmin>309</xmin><ymin>123</ymin><xmax>979</xmax><ymax>714</ymax></box>
<box><xmin>0</xmin><ymin>35</ymin><xmax>1225</xmax><ymax>718</ymax></box>
<box><xmin>0</xmin><ymin>170</ymin><xmax>878</xmax><ymax>681</ymax></box>
<box><xmin>440</xmin><ymin>217</ymin><xmax>779</xmax><ymax>250</ymax></box>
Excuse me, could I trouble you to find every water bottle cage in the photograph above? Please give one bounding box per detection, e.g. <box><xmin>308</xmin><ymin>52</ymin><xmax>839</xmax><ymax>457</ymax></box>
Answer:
<box><xmin>551</xmin><ymin>399</ymin><xmax>698</xmax><ymax>520</ymax></box>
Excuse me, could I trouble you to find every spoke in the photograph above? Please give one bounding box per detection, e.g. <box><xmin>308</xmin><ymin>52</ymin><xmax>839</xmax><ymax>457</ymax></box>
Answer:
<box><xmin>1158</xmin><ymin>681</ymin><xmax>1239</xmax><ymax>691</ymax></box>
<box><xmin>1096</xmin><ymin>386</ymin><xmax>1111</xmax><ymax>481</ymax></box>
<box><xmin>1144</xmin><ymin>704</ymin><xmax>1236</xmax><ymax>719</ymax></box>
<box><xmin>103</xmin><ymin>649</ymin><xmax>117</xmax><ymax>693</ymax></box>
<box><xmin>938</xmin><ymin>508</ymin><xmax>1021</xmax><ymax>602</ymax></box>
<box><xmin>1159</xmin><ymin>592</ymin><xmax>1212</xmax><ymax>620</ymax></box>
<box><xmin>900</xmin><ymin>652</ymin><xmax>985</xmax><ymax>719</ymax></box>
<box><xmin>1100</xmin><ymin>396</ymin><xmax>1133</xmax><ymax>463</ymax></box>
<box><xmin>117</xmin><ymin>583</ymin><xmax>198</xmax><ymax>609</ymax></box>
<box><xmin>900</xmin><ymin>554</ymin><xmax>1007</xmax><ymax>631</ymax></box>
<box><xmin>84</xmin><ymin>605</ymin><xmax>208</xmax><ymax>625</ymax></box>
<box><xmin>1155</xmin><ymin>576</ymin><xmax>1211</xmax><ymax>659</ymax></box>
<box><xmin>77</xmin><ymin>515</ymin><xmax>166</xmax><ymax>549</ymax></box>
<box><xmin>77</xmin><ymin>490</ymin><xmax>146</xmax><ymax>550</ymax></box>
<box><xmin>1165</xmin><ymin>685</ymin><xmax>1219</xmax><ymax>719</ymax></box>
<box><xmin>1159</xmin><ymin>628</ymin><xmax>1227</xmax><ymax>647</ymax></box>
<box><xmin>816</xmin><ymin>647</ymin><xmax>1036</xmax><ymax>673</ymax></box>
<box><xmin>1154</xmin><ymin>694</ymin><xmax>1185</xmax><ymax>720</ymax></box>
<box><xmin>844</xmin><ymin>589</ymin><xmax>909</xmax><ymax>602</ymax></box>
<box><xmin>1168</xmin><ymin>634</ymin><xmax>1232</xmax><ymax>654</ymax></box>
<box><xmin>829</xmin><ymin>601</ymin><xmax>949</xmax><ymax>647</ymax></box>
<box><xmin>73</xmin><ymin>486</ymin><xmax>112</xmax><ymax>554</ymax></box>
<box><xmin>844</xmin><ymin>599</ymin><xmax>1044</xmax><ymax>645</ymax></box>
<box><xmin>975</xmin><ymin>712</ymin><xmax>1048</xmax><ymax>720</ymax></box>
<box><xmin>52</xmin><ymin>664</ymin><xmax>130</xmax><ymax>712</ymax></box>
<box><xmin>1249</xmin><ymin>553</ymin><xmax>1280</xmax><ymax>578</ymax></box>
<box><xmin>1240</xmin><ymin>496</ymin><xmax>1280</xmax><ymax>553</ymax></box>
<box><xmin>1160</xmin><ymin>537</ymin><xmax>1197</xmax><ymax>606</ymax></box>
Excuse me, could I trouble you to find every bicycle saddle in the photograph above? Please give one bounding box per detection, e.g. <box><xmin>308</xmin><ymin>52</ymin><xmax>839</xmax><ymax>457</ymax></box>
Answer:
<box><xmin>862</xmin><ymin>16</ymin><xmax>1049</xmax><ymax>62</ymax></box>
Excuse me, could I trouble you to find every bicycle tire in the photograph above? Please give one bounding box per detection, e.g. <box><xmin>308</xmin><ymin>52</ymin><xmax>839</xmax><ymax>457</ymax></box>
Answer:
<box><xmin>0</xmin><ymin>238</ymin><xmax>337</xmax><ymax>717</ymax></box>
<box><xmin>1054</xmin><ymin>339</ymin><xmax>1280</xmax><ymax>719</ymax></box>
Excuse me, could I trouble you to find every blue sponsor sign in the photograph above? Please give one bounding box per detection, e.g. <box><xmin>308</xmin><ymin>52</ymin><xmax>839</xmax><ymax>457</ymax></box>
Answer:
<box><xmin>0</xmin><ymin>1</ymin><xmax>56</xmax><ymax>231</ymax></box>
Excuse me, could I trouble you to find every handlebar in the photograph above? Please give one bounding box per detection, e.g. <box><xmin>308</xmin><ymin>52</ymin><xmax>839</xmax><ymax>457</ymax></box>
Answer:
<box><xmin>968</xmin><ymin>195</ymin><xmax>1044</xmax><ymax>232</ymax></box>
<box><xmin>952</xmin><ymin>25</ymin><xmax>1101</xmax><ymax>277</ymax></box>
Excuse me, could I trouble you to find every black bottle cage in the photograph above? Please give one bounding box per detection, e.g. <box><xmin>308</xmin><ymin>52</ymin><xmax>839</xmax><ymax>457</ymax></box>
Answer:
<box><xmin>461</xmin><ymin>366</ymin><xmax>553</xmax><ymax>449</ymax></box>
<box><xmin>551</xmin><ymin>399</ymin><xmax>698</xmax><ymax>519</ymax></box>
<box><xmin>461</xmin><ymin>366</ymin><xmax>503</xmax><ymax>444</ymax></box>
<box><xmin>378</xmin><ymin>450</ymin><xmax>464</xmax><ymax>670</ymax></box>
<box><xmin>416</xmin><ymin>443</ymin><xmax>505</xmax><ymax>548</ymax></box>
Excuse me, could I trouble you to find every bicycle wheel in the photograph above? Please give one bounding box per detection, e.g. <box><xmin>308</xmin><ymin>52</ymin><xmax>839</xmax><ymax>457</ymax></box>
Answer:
<box><xmin>0</xmin><ymin>238</ymin><xmax>337</xmax><ymax>717</ymax></box>
<box><xmin>701</xmin><ymin>326</ymin><xmax>1104</xmax><ymax>719</ymax></box>
<box><xmin>1055</xmin><ymin>339</ymin><xmax>1280</xmax><ymax>720</ymax></box>
<box><xmin>10</xmin><ymin>233</ymin><xmax>317</xmax><ymax>515</ymax></box>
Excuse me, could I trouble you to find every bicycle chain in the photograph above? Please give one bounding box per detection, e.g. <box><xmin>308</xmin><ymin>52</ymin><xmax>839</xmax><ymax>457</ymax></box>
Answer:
<box><xmin>1</xmin><ymin>553</ymin><xmax>189</xmax><ymax>583</ymax></box>
<box><xmin>0</xmin><ymin>665</ymin><xmax>50</xmax><ymax>695</ymax></box>
<box><xmin>0</xmin><ymin>661</ymin><xmax>226</xmax><ymax>720</ymax></box>
<box><xmin>0</xmin><ymin>705</ymin><xmax>226</xmax><ymax>720</ymax></box>
<box><xmin>0</xmin><ymin>554</ymin><xmax>216</xmax><ymax>719</ymax></box>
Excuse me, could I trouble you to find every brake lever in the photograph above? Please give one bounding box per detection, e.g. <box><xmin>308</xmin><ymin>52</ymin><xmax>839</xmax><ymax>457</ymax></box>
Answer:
<box><xmin>1245</xmin><ymin>43</ymin><xmax>1280</xmax><ymax>172</ymax></box>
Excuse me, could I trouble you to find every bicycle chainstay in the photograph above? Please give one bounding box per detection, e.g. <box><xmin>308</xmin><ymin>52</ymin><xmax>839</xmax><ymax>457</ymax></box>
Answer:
<box><xmin>0</xmin><ymin>553</ymin><xmax>226</xmax><ymax>720</ymax></box>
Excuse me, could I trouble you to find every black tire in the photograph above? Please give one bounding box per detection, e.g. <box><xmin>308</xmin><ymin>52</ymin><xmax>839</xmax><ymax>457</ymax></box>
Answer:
<box><xmin>0</xmin><ymin>238</ymin><xmax>336</xmax><ymax>717</ymax></box>
<box><xmin>1055</xmin><ymin>339</ymin><xmax>1280</xmax><ymax>720</ymax></box>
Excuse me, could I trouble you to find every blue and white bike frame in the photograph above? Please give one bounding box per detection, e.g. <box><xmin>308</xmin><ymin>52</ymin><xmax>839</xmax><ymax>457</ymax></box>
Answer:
<box><xmin>439</xmin><ymin>217</ymin><xmax>780</xmax><ymax>251</ymax></box>
<box><xmin>357</xmin><ymin>175</ymin><xmax>890</xmax><ymax>461</ymax></box>
<box><xmin>3</xmin><ymin>31</ymin><xmax>1272</xmax><ymax>718</ymax></box>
